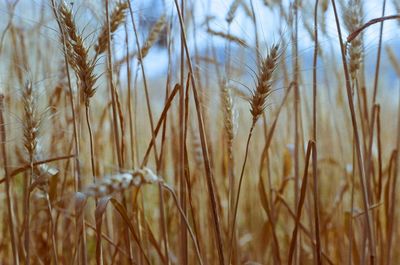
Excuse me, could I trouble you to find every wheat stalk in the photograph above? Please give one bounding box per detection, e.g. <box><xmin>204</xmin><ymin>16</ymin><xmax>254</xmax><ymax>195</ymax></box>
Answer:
<box><xmin>0</xmin><ymin>91</ymin><xmax>20</xmax><ymax>265</ymax></box>
<box><xmin>59</xmin><ymin>1</ymin><xmax>99</xmax><ymax>187</ymax></box>
<box><xmin>229</xmin><ymin>43</ymin><xmax>280</xmax><ymax>264</ymax></box>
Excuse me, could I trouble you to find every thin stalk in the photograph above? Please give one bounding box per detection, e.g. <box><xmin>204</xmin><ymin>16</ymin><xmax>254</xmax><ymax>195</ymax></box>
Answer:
<box><xmin>179</xmin><ymin>74</ymin><xmax>189</xmax><ymax>265</ymax></box>
<box><xmin>331</xmin><ymin>0</ymin><xmax>376</xmax><ymax>262</ymax></box>
<box><xmin>371</xmin><ymin>0</ymin><xmax>387</xmax><ymax>105</ymax></box>
<box><xmin>49</xmin><ymin>2</ymin><xmax>87</xmax><ymax>262</ymax></box>
<box><xmin>157</xmin><ymin>182</ymin><xmax>170</xmax><ymax>265</ymax></box>
<box><xmin>124</xmin><ymin>22</ymin><xmax>135</xmax><ymax>169</ymax></box>
<box><xmin>105</xmin><ymin>0</ymin><xmax>123</xmax><ymax>170</ymax></box>
<box><xmin>173</xmin><ymin>1</ymin><xmax>225</xmax><ymax>264</ymax></box>
<box><xmin>288</xmin><ymin>141</ymin><xmax>319</xmax><ymax>265</ymax></box>
<box><xmin>386</xmin><ymin>86</ymin><xmax>400</xmax><ymax>265</ymax></box>
<box><xmin>162</xmin><ymin>184</ymin><xmax>204</xmax><ymax>265</ymax></box>
<box><xmin>46</xmin><ymin>193</ymin><xmax>59</xmax><ymax>265</ymax></box>
<box><xmin>312</xmin><ymin>3</ymin><xmax>322</xmax><ymax>264</ymax></box>
<box><xmin>293</xmin><ymin>0</ymin><xmax>300</xmax><ymax>200</ymax></box>
<box><xmin>126</xmin><ymin>1</ymin><xmax>160</xmax><ymax>166</ymax></box>
<box><xmin>179</xmin><ymin>1</ymin><xmax>188</xmax><ymax>261</ymax></box>
<box><xmin>347</xmin><ymin>15</ymin><xmax>400</xmax><ymax>43</ymax></box>
<box><xmin>23</xmin><ymin>143</ymin><xmax>33</xmax><ymax>265</ymax></box>
<box><xmin>386</xmin><ymin>149</ymin><xmax>398</xmax><ymax>265</ymax></box>
<box><xmin>0</xmin><ymin>94</ymin><xmax>19</xmax><ymax>265</ymax></box>
<box><xmin>85</xmin><ymin>105</ymin><xmax>96</xmax><ymax>183</ymax></box>
<box><xmin>313</xmin><ymin>0</ymin><xmax>318</xmax><ymax>141</ymax></box>
<box><xmin>157</xmin><ymin>22</ymin><xmax>173</xmax><ymax>264</ymax></box>
<box><xmin>293</xmin><ymin>1</ymin><xmax>300</xmax><ymax>261</ymax></box>
<box><xmin>141</xmin><ymin>84</ymin><xmax>181</xmax><ymax>167</ymax></box>
<box><xmin>348</xmin><ymin>140</ymin><xmax>356</xmax><ymax>265</ymax></box>
<box><xmin>104</xmin><ymin>2</ymin><xmax>134</xmax><ymax>264</ymax></box>
<box><xmin>228</xmin><ymin>123</ymin><xmax>255</xmax><ymax>264</ymax></box>
<box><xmin>277</xmin><ymin>194</ymin><xmax>335</xmax><ymax>265</ymax></box>
<box><xmin>365</xmin><ymin>105</ymin><xmax>378</xmax><ymax>202</ymax></box>
<box><xmin>249</xmin><ymin>0</ymin><xmax>261</xmax><ymax>71</ymax></box>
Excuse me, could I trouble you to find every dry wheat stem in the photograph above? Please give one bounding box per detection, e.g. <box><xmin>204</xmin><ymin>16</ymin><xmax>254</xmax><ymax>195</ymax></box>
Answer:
<box><xmin>331</xmin><ymin>0</ymin><xmax>376</xmax><ymax>261</ymax></box>
<box><xmin>0</xmin><ymin>94</ymin><xmax>20</xmax><ymax>265</ymax></box>
<box><xmin>45</xmin><ymin>193</ymin><xmax>59</xmax><ymax>265</ymax></box>
<box><xmin>162</xmin><ymin>183</ymin><xmax>204</xmax><ymax>265</ymax></box>
<box><xmin>50</xmin><ymin>1</ymin><xmax>87</xmax><ymax>263</ymax></box>
<box><xmin>50</xmin><ymin>0</ymin><xmax>82</xmax><ymax>192</ymax></box>
<box><xmin>127</xmin><ymin>1</ymin><xmax>160</xmax><ymax>167</ymax></box>
<box><xmin>60</xmin><ymin>1</ymin><xmax>100</xmax><ymax>185</ymax></box>
<box><xmin>228</xmin><ymin>124</ymin><xmax>254</xmax><ymax>265</ymax></box>
<box><xmin>346</xmin><ymin>14</ymin><xmax>400</xmax><ymax>43</ymax></box>
<box><xmin>371</xmin><ymin>0</ymin><xmax>387</xmax><ymax>105</ymax></box>
<box><xmin>1</xmin><ymin>0</ymin><xmax>399</xmax><ymax>264</ymax></box>
<box><xmin>104</xmin><ymin>0</ymin><xmax>124</xmax><ymax>171</ymax></box>
<box><xmin>312</xmin><ymin>1</ymin><xmax>322</xmax><ymax>264</ymax></box>
<box><xmin>173</xmin><ymin>0</ymin><xmax>225</xmax><ymax>263</ymax></box>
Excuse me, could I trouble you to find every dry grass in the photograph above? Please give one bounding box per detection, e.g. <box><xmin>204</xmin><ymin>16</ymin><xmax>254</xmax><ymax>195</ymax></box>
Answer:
<box><xmin>0</xmin><ymin>0</ymin><xmax>399</xmax><ymax>264</ymax></box>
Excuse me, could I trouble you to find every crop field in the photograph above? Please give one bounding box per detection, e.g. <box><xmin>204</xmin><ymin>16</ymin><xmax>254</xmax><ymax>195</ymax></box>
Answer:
<box><xmin>0</xmin><ymin>0</ymin><xmax>399</xmax><ymax>264</ymax></box>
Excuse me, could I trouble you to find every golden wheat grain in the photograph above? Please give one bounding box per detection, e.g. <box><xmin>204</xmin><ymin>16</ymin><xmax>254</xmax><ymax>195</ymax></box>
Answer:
<box><xmin>83</xmin><ymin>168</ymin><xmax>160</xmax><ymax>198</ymax></box>
<box><xmin>221</xmin><ymin>84</ymin><xmax>236</xmax><ymax>157</ymax></box>
<box><xmin>343</xmin><ymin>0</ymin><xmax>363</xmax><ymax>80</ymax></box>
<box><xmin>22</xmin><ymin>81</ymin><xmax>40</xmax><ymax>161</ymax></box>
<box><xmin>140</xmin><ymin>14</ymin><xmax>167</xmax><ymax>59</ymax></box>
<box><xmin>59</xmin><ymin>2</ymin><xmax>97</xmax><ymax>106</ymax></box>
<box><xmin>250</xmin><ymin>44</ymin><xmax>279</xmax><ymax>124</ymax></box>
<box><xmin>226</xmin><ymin>0</ymin><xmax>241</xmax><ymax>24</ymax></box>
<box><xmin>94</xmin><ymin>1</ymin><xmax>128</xmax><ymax>56</ymax></box>
<box><xmin>386</xmin><ymin>45</ymin><xmax>400</xmax><ymax>77</ymax></box>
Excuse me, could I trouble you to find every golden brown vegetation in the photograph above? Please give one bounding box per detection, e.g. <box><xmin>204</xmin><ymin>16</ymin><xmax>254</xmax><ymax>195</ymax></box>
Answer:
<box><xmin>0</xmin><ymin>0</ymin><xmax>399</xmax><ymax>264</ymax></box>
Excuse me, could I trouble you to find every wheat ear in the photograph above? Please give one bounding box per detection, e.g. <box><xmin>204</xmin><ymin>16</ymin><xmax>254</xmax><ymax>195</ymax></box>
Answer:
<box><xmin>94</xmin><ymin>1</ymin><xmax>128</xmax><ymax>57</ymax></box>
<box><xmin>226</xmin><ymin>0</ymin><xmax>242</xmax><ymax>24</ymax></box>
<box><xmin>140</xmin><ymin>15</ymin><xmax>167</xmax><ymax>59</ymax></box>
<box><xmin>22</xmin><ymin>80</ymin><xmax>41</xmax><ymax>265</ymax></box>
<box><xmin>59</xmin><ymin>2</ymin><xmax>97</xmax><ymax>106</ymax></box>
<box><xmin>222</xmin><ymin>85</ymin><xmax>236</xmax><ymax>158</ymax></box>
<box><xmin>250</xmin><ymin>43</ymin><xmax>280</xmax><ymax>124</ymax></box>
<box><xmin>83</xmin><ymin>168</ymin><xmax>160</xmax><ymax>198</ymax></box>
<box><xmin>59</xmin><ymin>2</ymin><xmax>98</xmax><ymax>186</ymax></box>
<box><xmin>229</xmin><ymin>44</ymin><xmax>280</xmax><ymax>264</ymax></box>
<box><xmin>343</xmin><ymin>0</ymin><xmax>363</xmax><ymax>80</ymax></box>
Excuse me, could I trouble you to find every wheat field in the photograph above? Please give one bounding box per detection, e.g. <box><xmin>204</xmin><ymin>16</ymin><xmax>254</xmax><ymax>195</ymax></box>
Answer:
<box><xmin>0</xmin><ymin>0</ymin><xmax>399</xmax><ymax>264</ymax></box>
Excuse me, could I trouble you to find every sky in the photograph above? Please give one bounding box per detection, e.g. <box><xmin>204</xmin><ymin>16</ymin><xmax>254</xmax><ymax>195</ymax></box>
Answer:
<box><xmin>0</xmin><ymin>0</ymin><xmax>398</xmax><ymax>81</ymax></box>
<box><xmin>133</xmin><ymin>0</ymin><xmax>399</xmax><ymax>78</ymax></box>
